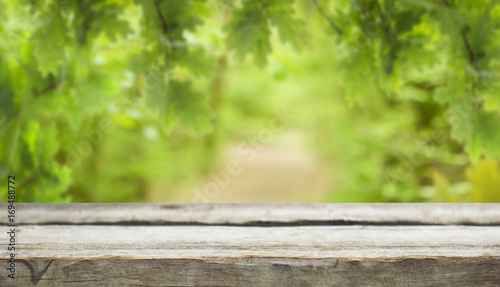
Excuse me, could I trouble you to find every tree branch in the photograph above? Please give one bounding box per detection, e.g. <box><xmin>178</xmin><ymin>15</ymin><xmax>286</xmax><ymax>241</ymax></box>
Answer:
<box><xmin>442</xmin><ymin>0</ymin><xmax>476</xmax><ymax>68</ymax></box>
<box><xmin>442</xmin><ymin>0</ymin><xmax>478</xmax><ymax>104</ymax></box>
<box><xmin>34</xmin><ymin>82</ymin><xmax>58</xmax><ymax>98</ymax></box>
<box><xmin>154</xmin><ymin>0</ymin><xmax>173</xmax><ymax>79</ymax></box>
<box><xmin>460</xmin><ymin>29</ymin><xmax>476</xmax><ymax>69</ymax></box>
<box><xmin>311</xmin><ymin>0</ymin><xmax>342</xmax><ymax>35</ymax></box>
<box><xmin>77</xmin><ymin>0</ymin><xmax>91</xmax><ymax>44</ymax></box>
<box><xmin>375</xmin><ymin>0</ymin><xmax>392</xmax><ymax>45</ymax></box>
<box><xmin>154</xmin><ymin>0</ymin><xmax>170</xmax><ymax>36</ymax></box>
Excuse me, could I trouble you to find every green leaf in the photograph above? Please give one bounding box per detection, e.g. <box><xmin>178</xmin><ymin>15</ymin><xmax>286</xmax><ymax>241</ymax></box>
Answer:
<box><xmin>338</xmin><ymin>47</ymin><xmax>378</xmax><ymax>104</ymax></box>
<box><xmin>176</xmin><ymin>47</ymin><xmax>217</xmax><ymax>77</ymax></box>
<box><xmin>167</xmin><ymin>80</ymin><xmax>214</xmax><ymax>136</ymax></box>
<box><xmin>267</xmin><ymin>0</ymin><xmax>307</xmax><ymax>51</ymax></box>
<box><xmin>31</xmin><ymin>6</ymin><xmax>69</xmax><ymax>77</ymax></box>
<box><xmin>93</xmin><ymin>5</ymin><xmax>134</xmax><ymax>42</ymax></box>
<box><xmin>467</xmin><ymin>110</ymin><xmax>500</xmax><ymax>161</ymax></box>
<box><xmin>224</xmin><ymin>1</ymin><xmax>271</xmax><ymax>68</ymax></box>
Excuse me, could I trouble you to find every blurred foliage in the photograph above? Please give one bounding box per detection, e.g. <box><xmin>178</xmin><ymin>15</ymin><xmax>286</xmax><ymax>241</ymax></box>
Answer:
<box><xmin>466</xmin><ymin>159</ymin><xmax>500</xmax><ymax>202</ymax></box>
<box><xmin>1</xmin><ymin>0</ymin><xmax>499</xmax><ymax>202</ymax></box>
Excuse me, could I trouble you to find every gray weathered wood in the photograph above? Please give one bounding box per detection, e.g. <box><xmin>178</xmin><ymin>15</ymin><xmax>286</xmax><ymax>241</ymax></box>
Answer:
<box><xmin>5</xmin><ymin>225</ymin><xmax>500</xmax><ymax>258</ymax></box>
<box><xmin>0</xmin><ymin>204</ymin><xmax>499</xmax><ymax>286</ymax></box>
<box><xmin>2</xmin><ymin>203</ymin><xmax>499</xmax><ymax>225</ymax></box>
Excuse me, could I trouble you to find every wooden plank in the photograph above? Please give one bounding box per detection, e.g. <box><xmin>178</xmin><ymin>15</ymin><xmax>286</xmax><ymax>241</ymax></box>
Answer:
<box><xmin>0</xmin><ymin>225</ymin><xmax>499</xmax><ymax>286</ymax></box>
<box><xmin>0</xmin><ymin>204</ymin><xmax>499</xmax><ymax>286</ymax></box>
<box><xmin>2</xmin><ymin>203</ymin><xmax>500</xmax><ymax>225</ymax></box>
<box><xmin>3</xmin><ymin>225</ymin><xmax>500</xmax><ymax>258</ymax></box>
<box><xmin>2</xmin><ymin>257</ymin><xmax>500</xmax><ymax>287</ymax></box>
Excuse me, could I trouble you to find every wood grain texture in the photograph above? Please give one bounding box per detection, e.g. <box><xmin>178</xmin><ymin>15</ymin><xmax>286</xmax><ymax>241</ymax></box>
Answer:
<box><xmin>1</xmin><ymin>257</ymin><xmax>500</xmax><ymax>287</ymax></box>
<box><xmin>0</xmin><ymin>204</ymin><xmax>499</xmax><ymax>286</ymax></box>
<box><xmin>1</xmin><ymin>203</ymin><xmax>499</xmax><ymax>225</ymax></box>
<box><xmin>3</xmin><ymin>225</ymin><xmax>500</xmax><ymax>258</ymax></box>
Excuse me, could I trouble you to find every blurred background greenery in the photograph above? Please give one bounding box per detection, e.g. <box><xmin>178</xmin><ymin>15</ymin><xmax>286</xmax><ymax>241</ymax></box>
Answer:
<box><xmin>1</xmin><ymin>0</ymin><xmax>500</xmax><ymax>203</ymax></box>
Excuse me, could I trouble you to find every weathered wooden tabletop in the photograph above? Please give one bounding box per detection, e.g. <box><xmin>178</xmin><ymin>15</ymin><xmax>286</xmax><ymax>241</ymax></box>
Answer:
<box><xmin>1</xmin><ymin>203</ymin><xmax>499</xmax><ymax>286</ymax></box>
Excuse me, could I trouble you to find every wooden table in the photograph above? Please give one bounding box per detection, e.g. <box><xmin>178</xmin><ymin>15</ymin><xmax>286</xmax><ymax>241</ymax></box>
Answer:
<box><xmin>1</xmin><ymin>204</ymin><xmax>499</xmax><ymax>286</ymax></box>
